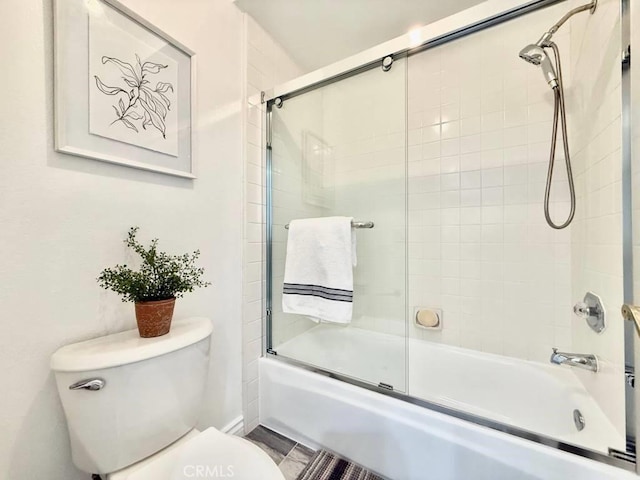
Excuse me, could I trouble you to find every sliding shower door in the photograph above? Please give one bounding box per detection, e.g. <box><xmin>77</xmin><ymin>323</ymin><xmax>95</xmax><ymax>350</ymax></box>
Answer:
<box><xmin>263</xmin><ymin>0</ymin><xmax>636</xmax><ymax>467</ymax></box>
<box><xmin>268</xmin><ymin>58</ymin><xmax>407</xmax><ymax>392</ymax></box>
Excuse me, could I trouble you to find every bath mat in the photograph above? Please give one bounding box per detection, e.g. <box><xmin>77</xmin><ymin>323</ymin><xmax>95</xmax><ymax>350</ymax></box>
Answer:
<box><xmin>296</xmin><ymin>450</ymin><xmax>384</xmax><ymax>480</ymax></box>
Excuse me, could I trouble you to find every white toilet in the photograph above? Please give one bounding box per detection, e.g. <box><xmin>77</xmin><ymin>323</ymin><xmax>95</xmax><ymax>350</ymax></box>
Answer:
<box><xmin>51</xmin><ymin>317</ymin><xmax>284</xmax><ymax>480</ymax></box>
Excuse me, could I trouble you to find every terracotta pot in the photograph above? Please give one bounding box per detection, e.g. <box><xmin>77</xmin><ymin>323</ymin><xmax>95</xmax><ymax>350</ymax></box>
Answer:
<box><xmin>134</xmin><ymin>297</ymin><xmax>176</xmax><ymax>338</ymax></box>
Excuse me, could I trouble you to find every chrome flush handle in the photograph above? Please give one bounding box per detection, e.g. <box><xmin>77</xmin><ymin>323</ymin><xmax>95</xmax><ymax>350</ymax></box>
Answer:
<box><xmin>69</xmin><ymin>378</ymin><xmax>105</xmax><ymax>391</ymax></box>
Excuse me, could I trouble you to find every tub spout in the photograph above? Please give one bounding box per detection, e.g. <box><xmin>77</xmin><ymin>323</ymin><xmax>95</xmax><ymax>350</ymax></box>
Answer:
<box><xmin>550</xmin><ymin>348</ymin><xmax>598</xmax><ymax>372</ymax></box>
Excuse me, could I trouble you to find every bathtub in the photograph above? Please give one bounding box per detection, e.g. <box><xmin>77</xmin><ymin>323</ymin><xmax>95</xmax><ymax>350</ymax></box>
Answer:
<box><xmin>262</xmin><ymin>325</ymin><xmax>632</xmax><ymax>479</ymax></box>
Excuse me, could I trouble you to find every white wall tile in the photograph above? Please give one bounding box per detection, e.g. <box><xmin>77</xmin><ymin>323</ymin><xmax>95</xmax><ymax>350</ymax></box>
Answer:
<box><xmin>241</xmin><ymin>13</ymin><xmax>305</xmax><ymax>433</ymax></box>
<box><xmin>405</xmin><ymin>5</ymin><xmax>576</xmax><ymax>372</ymax></box>
<box><xmin>567</xmin><ymin>0</ymin><xmax>624</xmax><ymax>439</ymax></box>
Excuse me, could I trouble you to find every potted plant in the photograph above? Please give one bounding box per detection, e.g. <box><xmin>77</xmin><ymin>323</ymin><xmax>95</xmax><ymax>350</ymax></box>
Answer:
<box><xmin>98</xmin><ymin>227</ymin><xmax>210</xmax><ymax>338</ymax></box>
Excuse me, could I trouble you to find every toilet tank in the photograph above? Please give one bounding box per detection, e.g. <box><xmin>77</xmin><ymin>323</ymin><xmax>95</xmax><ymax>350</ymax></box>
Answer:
<box><xmin>51</xmin><ymin>317</ymin><xmax>213</xmax><ymax>475</ymax></box>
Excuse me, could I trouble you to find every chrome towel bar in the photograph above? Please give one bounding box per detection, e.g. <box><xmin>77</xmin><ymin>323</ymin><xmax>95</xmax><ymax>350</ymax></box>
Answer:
<box><xmin>284</xmin><ymin>220</ymin><xmax>374</xmax><ymax>229</ymax></box>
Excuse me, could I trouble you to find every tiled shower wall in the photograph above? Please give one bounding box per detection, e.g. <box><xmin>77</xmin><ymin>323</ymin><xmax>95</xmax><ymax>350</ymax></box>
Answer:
<box><xmin>405</xmin><ymin>4</ymin><xmax>574</xmax><ymax>361</ymax></box>
<box><xmin>405</xmin><ymin>0</ymin><xmax>624</xmax><ymax>437</ymax></box>
<box><xmin>567</xmin><ymin>0</ymin><xmax>624</xmax><ymax>438</ymax></box>
<box><xmin>242</xmin><ymin>13</ymin><xmax>303</xmax><ymax>433</ymax></box>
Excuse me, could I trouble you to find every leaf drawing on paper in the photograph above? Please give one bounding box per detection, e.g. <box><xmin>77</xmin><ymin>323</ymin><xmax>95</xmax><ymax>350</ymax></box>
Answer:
<box><xmin>94</xmin><ymin>55</ymin><xmax>174</xmax><ymax>139</ymax></box>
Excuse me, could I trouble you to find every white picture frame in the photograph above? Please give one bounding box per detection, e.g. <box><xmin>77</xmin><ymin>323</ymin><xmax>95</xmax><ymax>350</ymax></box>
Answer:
<box><xmin>54</xmin><ymin>0</ymin><xmax>196</xmax><ymax>178</ymax></box>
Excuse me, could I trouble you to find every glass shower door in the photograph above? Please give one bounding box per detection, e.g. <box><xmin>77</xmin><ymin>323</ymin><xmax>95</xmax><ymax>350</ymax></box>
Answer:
<box><xmin>268</xmin><ymin>58</ymin><xmax>407</xmax><ymax>392</ymax></box>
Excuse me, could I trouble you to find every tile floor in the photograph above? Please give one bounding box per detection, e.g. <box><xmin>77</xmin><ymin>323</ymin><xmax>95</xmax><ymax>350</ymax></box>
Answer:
<box><xmin>244</xmin><ymin>425</ymin><xmax>315</xmax><ymax>480</ymax></box>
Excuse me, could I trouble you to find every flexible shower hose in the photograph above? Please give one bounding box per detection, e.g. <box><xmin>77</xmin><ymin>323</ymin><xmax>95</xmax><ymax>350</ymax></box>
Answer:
<box><xmin>543</xmin><ymin>42</ymin><xmax>576</xmax><ymax>229</ymax></box>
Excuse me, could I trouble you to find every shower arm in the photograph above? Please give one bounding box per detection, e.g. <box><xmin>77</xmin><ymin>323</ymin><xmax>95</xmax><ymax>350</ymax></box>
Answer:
<box><xmin>537</xmin><ymin>0</ymin><xmax>597</xmax><ymax>45</ymax></box>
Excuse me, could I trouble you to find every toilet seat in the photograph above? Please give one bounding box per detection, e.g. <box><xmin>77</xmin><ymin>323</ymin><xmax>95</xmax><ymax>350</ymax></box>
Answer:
<box><xmin>108</xmin><ymin>428</ymin><xmax>284</xmax><ymax>480</ymax></box>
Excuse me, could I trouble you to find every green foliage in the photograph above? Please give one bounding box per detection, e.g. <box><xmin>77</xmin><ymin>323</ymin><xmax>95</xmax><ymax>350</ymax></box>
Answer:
<box><xmin>98</xmin><ymin>227</ymin><xmax>211</xmax><ymax>303</ymax></box>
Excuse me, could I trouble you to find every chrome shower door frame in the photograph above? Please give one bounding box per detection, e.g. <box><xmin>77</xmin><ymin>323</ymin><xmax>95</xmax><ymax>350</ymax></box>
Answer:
<box><xmin>623</xmin><ymin>0</ymin><xmax>640</xmax><ymax>473</ymax></box>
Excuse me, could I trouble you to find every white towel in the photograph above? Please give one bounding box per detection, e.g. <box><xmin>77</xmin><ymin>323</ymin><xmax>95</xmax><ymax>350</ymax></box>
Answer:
<box><xmin>282</xmin><ymin>216</ymin><xmax>356</xmax><ymax>324</ymax></box>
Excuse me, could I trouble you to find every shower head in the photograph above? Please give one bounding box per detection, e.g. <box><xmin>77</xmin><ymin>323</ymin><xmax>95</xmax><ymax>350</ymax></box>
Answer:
<box><xmin>519</xmin><ymin>44</ymin><xmax>559</xmax><ymax>89</ymax></box>
<box><xmin>519</xmin><ymin>1</ymin><xmax>597</xmax><ymax>92</ymax></box>
<box><xmin>519</xmin><ymin>44</ymin><xmax>545</xmax><ymax>65</ymax></box>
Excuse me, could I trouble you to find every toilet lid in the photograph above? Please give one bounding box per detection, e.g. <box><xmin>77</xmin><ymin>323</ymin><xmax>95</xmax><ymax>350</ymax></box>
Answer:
<box><xmin>120</xmin><ymin>428</ymin><xmax>285</xmax><ymax>480</ymax></box>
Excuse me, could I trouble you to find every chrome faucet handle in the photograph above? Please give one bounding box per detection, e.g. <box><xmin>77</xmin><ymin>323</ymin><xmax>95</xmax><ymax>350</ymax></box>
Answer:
<box><xmin>573</xmin><ymin>302</ymin><xmax>596</xmax><ymax>317</ymax></box>
<box><xmin>573</xmin><ymin>292</ymin><xmax>605</xmax><ymax>333</ymax></box>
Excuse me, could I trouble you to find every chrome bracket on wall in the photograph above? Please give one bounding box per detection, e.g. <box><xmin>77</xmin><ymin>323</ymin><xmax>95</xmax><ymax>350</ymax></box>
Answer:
<box><xmin>381</xmin><ymin>56</ymin><xmax>393</xmax><ymax>72</ymax></box>
<box><xmin>622</xmin><ymin>44</ymin><xmax>631</xmax><ymax>68</ymax></box>
<box><xmin>626</xmin><ymin>366</ymin><xmax>635</xmax><ymax>388</ymax></box>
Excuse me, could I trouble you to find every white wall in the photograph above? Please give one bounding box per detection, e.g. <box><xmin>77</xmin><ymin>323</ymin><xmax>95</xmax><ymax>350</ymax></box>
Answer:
<box><xmin>241</xmin><ymin>14</ymin><xmax>305</xmax><ymax>433</ymax></box>
<box><xmin>0</xmin><ymin>0</ymin><xmax>244</xmax><ymax>478</ymax></box>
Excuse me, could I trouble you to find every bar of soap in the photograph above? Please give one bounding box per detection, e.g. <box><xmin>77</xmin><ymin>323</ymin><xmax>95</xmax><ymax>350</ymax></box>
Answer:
<box><xmin>416</xmin><ymin>309</ymin><xmax>440</xmax><ymax>328</ymax></box>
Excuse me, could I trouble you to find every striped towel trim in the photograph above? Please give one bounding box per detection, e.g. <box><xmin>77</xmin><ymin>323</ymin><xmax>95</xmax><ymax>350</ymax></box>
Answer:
<box><xmin>283</xmin><ymin>283</ymin><xmax>353</xmax><ymax>303</ymax></box>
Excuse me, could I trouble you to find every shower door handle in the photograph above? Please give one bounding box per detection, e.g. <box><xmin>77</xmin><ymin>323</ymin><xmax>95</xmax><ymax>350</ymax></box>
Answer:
<box><xmin>622</xmin><ymin>304</ymin><xmax>640</xmax><ymax>335</ymax></box>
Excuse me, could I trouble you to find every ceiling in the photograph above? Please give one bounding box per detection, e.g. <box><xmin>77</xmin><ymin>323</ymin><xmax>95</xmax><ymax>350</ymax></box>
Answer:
<box><xmin>234</xmin><ymin>0</ymin><xmax>486</xmax><ymax>72</ymax></box>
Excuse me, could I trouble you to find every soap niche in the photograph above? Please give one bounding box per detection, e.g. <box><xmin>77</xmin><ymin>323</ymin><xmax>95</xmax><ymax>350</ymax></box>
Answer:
<box><xmin>413</xmin><ymin>307</ymin><xmax>443</xmax><ymax>331</ymax></box>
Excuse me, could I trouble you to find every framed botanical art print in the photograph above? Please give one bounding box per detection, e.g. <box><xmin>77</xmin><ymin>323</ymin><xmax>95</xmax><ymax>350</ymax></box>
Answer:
<box><xmin>54</xmin><ymin>0</ymin><xmax>196</xmax><ymax>178</ymax></box>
